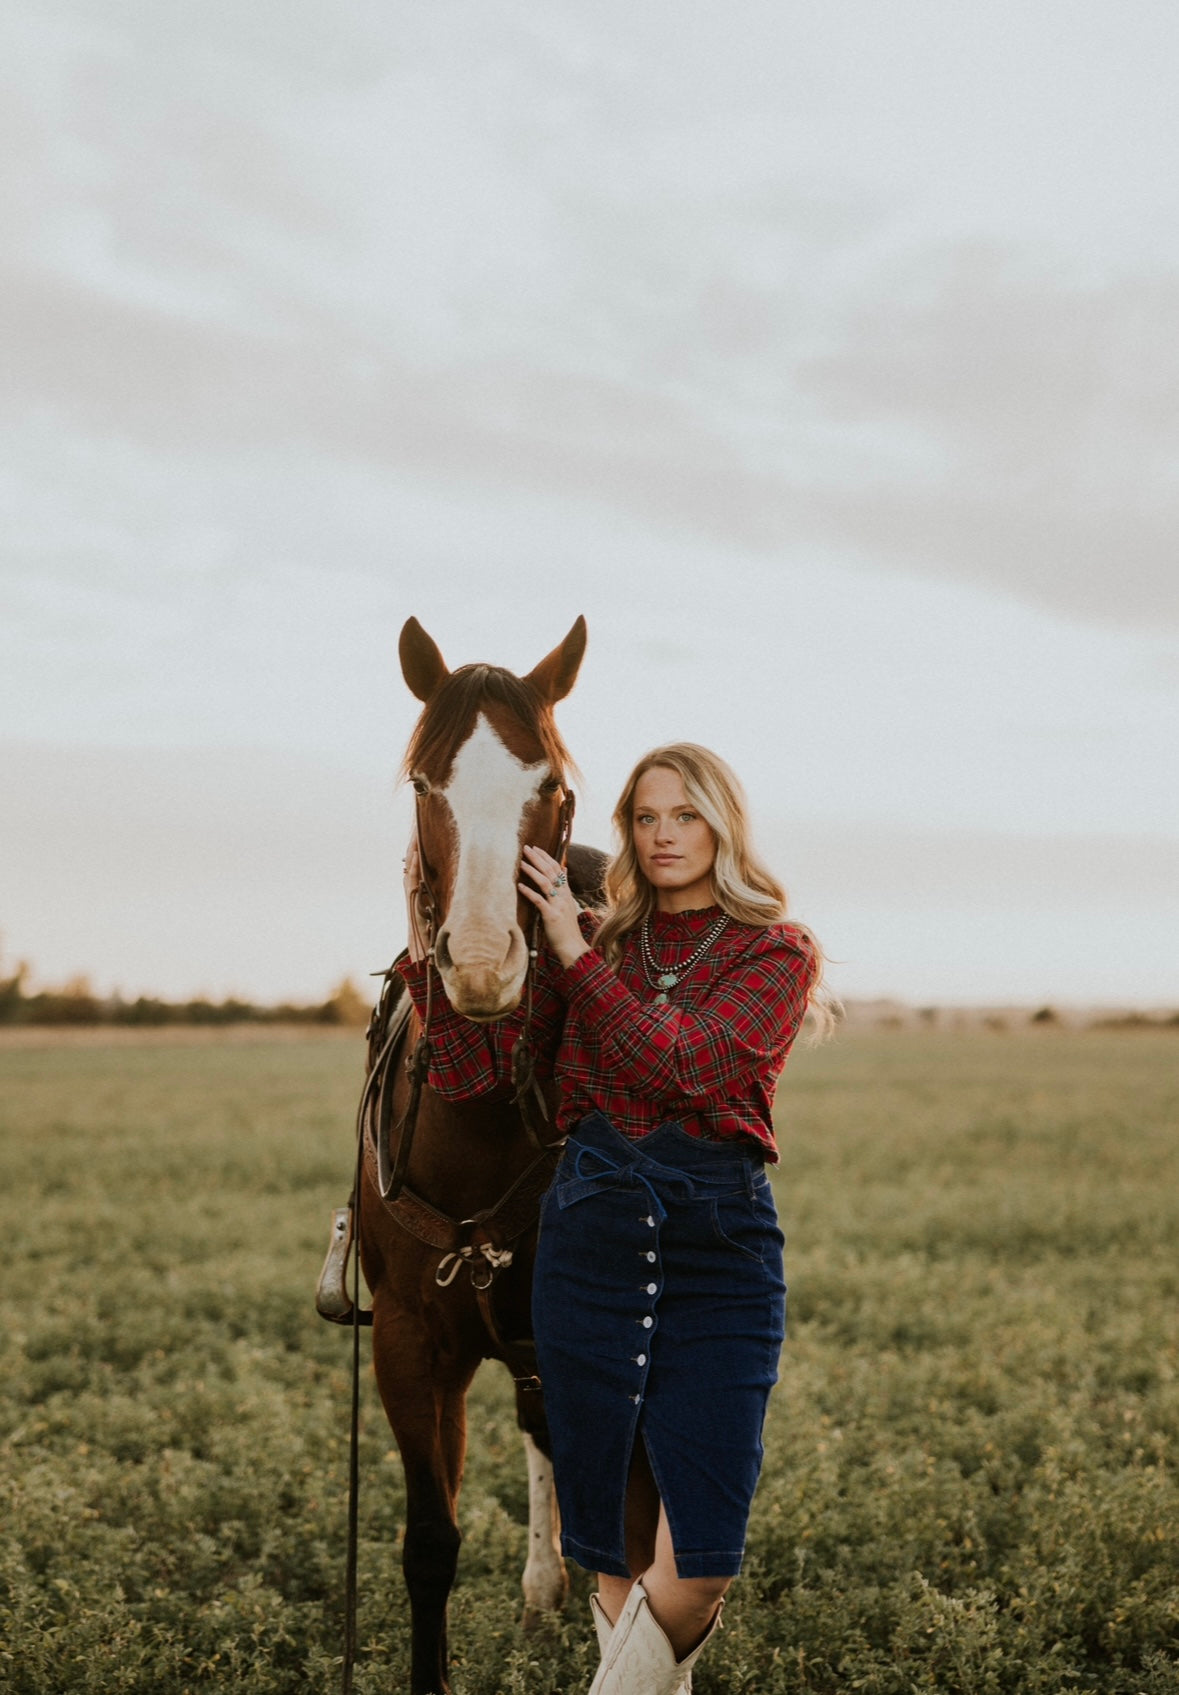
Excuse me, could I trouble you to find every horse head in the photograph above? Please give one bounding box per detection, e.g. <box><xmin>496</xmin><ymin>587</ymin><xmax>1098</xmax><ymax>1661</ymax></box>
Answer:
<box><xmin>399</xmin><ymin>615</ymin><xmax>587</xmax><ymax>1021</ymax></box>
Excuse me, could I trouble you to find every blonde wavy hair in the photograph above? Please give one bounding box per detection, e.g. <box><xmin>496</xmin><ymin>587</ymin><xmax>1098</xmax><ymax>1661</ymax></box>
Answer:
<box><xmin>594</xmin><ymin>743</ymin><xmax>838</xmax><ymax>1038</ymax></box>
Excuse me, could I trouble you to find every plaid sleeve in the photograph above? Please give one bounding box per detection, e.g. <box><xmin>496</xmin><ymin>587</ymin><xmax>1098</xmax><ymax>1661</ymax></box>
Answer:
<box><xmin>395</xmin><ymin>958</ymin><xmax>519</xmax><ymax>1100</ymax></box>
<box><xmin>560</xmin><ymin>929</ymin><xmax>815</xmax><ymax>1099</ymax></box>
<box><xmin>394</xmin><ymin>910</ymin><xmax>597</xmax><ymax>1102</ymax></box>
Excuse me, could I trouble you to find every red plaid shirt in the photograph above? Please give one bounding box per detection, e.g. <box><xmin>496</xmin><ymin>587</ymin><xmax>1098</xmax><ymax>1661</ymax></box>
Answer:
<box><xmin>396</xmin><ymin>906</ymin><xmax>816</xmax><ymax>1162</ymax></box>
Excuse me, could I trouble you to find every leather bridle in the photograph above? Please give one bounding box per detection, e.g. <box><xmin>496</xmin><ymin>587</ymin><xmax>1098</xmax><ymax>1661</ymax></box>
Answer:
<box><xmin>378</xmin><ymin>782</ymin><xmax>576</xmax><ymax>1201</ymax></box>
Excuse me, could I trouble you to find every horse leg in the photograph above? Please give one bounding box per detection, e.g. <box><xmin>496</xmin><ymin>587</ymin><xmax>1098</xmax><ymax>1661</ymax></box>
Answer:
<box><xmin>401</xmin><ymin>1424</ymin><xmax>465</xmax><ymax>1695</ymax></box>
<box><xmin>372</xmin><ymin>1321</ymin><xmax>475</xmax><ymax>1695</ymax></box>
<box><xmin>520</xmin><ymin>1430</ymin><xmax>567</xmax><ymax>1627</ymax></box>
<box><xmin>504</xmin><ymin>1295</ymin><xmax>567</xmax><ymax>1624</ymax></box>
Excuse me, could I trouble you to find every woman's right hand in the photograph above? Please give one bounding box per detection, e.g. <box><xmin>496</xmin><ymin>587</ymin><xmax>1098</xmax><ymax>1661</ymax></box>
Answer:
<box><xmin>403</xmin><ymin>836</ymin><xmax>429</xmax><ymax>963</ymax></box>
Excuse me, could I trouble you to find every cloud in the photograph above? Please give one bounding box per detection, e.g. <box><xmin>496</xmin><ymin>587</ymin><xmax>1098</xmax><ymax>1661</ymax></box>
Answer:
<box><xmin>8</xmin><ymin>224</ymin><xmax>1178</xmax><ymax>640</ymax></box>
<box><xmin>12</xmin><ymin>238</ymin><xmax>1178</xmax><ymax>633</ymax></box>
<box><xmin>5</xmin><ymin>0</ymin><xmax>1179</xmax><ymax>665</ymax></box>
<box><xmin>799</xmin><ymin>248</ymin><xmax>1179</xmax><ymax>628</ymax></box>
<box><xmin>5</xmin><ymin>2</ymin><xmax>1179</xmax><ymax>1010</ymax></box>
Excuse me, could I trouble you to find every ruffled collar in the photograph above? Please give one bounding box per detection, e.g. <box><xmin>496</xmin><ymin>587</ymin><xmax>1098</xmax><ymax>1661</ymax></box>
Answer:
<box><xmin>648</xmin><ymin>903</ymin><xmax>725</xmax><ymax>934</ymax></box>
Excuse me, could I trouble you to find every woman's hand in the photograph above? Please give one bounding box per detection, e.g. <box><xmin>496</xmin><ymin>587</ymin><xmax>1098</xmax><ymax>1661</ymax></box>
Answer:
<box><xmin>403</xmin><ymin>836</ymin><xmax>430</xmax><ymax>963</ymax></box>
<box><xmin>519</xmin><ymin>844</ymin><xmax>589</xmax><ymax>969</ymax></box>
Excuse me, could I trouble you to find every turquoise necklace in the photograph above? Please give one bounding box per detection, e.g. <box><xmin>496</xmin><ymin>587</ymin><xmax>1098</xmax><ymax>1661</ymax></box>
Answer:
<box><xmin>639</xmin><ymin>912</ymin><xmax>729</xmax><ymax>1005</ymax></box>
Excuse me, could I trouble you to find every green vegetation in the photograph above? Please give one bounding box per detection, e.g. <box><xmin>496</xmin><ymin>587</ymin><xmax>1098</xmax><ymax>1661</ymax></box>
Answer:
<box><xmin>1</xmin><ymin>1029</ymin><xmax>1177</xmax><ymax>1693</ymax></box>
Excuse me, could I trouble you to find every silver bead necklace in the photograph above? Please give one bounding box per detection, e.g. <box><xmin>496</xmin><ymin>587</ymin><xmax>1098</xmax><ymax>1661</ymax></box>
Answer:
<box><xmin>639</xmin><ymin>911</ymin><xmax>729</xmax><ymax>1004</ymax></box>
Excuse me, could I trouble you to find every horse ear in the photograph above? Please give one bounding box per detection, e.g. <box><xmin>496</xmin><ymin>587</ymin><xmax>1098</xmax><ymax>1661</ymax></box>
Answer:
<box><xmin>399</xmin><ymin>617</ymin><xmax>450</xmax><ymax>702</ymax></box>
<box><xmin>524</xmin><ymin>615</ymin><xmax>587</xmax><ymax>705</ymax></box>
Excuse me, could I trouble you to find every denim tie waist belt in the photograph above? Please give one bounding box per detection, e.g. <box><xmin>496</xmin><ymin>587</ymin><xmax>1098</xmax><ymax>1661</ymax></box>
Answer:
<box><xmin>554</xmin><ymin>1134</ymin><xmax>755</xmax><ymax>1225</ymax></box>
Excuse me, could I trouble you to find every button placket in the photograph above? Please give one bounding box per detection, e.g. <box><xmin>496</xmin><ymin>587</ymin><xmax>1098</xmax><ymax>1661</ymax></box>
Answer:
<box><xmin>630</xmin><ymin>1212</ymin><xmax>660</xmax><ymax>1405</ymax></box>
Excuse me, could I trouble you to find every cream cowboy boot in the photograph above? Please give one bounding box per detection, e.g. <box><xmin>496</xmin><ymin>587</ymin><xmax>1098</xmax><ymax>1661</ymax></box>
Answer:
<box><xmin>588</xmin><ymin>1579</ymin><xmax>721</xmax><ymax>1695</ymax></box>
<box><xmin>591</xmin><ymin>1592</ymin><xmax>696</xmax><ymax>1692</ymax></box>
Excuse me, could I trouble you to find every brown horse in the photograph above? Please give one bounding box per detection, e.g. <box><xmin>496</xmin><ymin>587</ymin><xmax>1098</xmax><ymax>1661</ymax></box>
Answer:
<box><xmin>353</xmin><ymin>615</ymin><xmax>599</xmax><ymax>1695</ymax></box>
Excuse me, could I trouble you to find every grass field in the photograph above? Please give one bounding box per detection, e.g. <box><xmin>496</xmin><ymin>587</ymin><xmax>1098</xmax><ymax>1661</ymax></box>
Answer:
<box><xmin>1</xmin><ymin>1027</ymin><xmax>1177</xmax><ymax>1694</ymax></box>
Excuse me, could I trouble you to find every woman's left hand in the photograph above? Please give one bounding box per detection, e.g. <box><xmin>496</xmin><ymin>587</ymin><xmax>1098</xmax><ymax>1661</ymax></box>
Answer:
<box><xmin>519</xmin><ymin>844</ymin><xmax>589</xmax><ymax>969</ymax></box>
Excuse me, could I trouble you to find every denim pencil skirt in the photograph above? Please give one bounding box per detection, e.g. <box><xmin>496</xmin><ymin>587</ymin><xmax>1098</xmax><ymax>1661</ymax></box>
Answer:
<box><xmin>532</xmin><ymin>1110</ymin><xmax>786</xmax><ymax>1580</ymax></box>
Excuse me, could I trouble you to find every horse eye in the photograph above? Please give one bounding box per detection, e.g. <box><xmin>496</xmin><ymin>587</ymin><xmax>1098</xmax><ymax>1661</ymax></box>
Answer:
<box><xmin>411</xmin><ymin>775</ymin><xmax>431</xmax><ymax>796</ymax></box>
<box><xmin>540</xmin><ymin>777</ymin><xmax>562</xmax><ymax>796</ymax></box>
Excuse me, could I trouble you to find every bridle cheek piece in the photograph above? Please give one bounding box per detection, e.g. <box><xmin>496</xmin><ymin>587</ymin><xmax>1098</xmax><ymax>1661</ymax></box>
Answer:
<box><xmin>508</xmin><ymin>784</ymin><xmax>576</xmax><ymax>1150</ymax></box>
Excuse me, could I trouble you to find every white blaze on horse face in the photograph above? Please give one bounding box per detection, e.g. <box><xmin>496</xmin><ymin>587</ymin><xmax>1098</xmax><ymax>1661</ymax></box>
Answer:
<box><xmin>438</xmin><ymin>713</ymin><xmax>546</xmax><ymax>1015</ymax></box>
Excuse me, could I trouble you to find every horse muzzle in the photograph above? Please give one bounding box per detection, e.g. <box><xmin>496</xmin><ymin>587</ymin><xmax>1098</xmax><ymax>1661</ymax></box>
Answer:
<box><xmin>434</xmin><ymin>924</ymin><xmax>529</xmax><ymax>1022</ymax></box>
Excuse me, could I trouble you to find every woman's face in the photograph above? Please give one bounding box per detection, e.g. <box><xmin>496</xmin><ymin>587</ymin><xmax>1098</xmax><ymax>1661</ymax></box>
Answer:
<box><xmin>631</xmin><ymin>766</ymin><xmax>717</xmax><ymax>912</ymax></box>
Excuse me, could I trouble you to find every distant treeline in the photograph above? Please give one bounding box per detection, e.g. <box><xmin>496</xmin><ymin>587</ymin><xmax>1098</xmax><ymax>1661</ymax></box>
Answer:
<box><xmin>866</xmin><ymin>1003</ymin><xmax>1179</xmax><ymax>1032</ymax></box>
<box><xmin>0</xmin><ymin>961</ymin><xmax>372</xmax><ymax>1028</ymax></box>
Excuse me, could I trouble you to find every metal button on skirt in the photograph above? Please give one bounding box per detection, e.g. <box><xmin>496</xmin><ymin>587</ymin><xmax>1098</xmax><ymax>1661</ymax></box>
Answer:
<box><xmin>532</xmin><ymin>1110</ymin><xmax>786</xmax><ymax>1580</ymax></box>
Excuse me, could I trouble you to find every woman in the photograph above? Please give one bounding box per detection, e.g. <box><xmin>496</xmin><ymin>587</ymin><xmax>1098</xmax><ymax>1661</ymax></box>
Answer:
<box><xmin>400</xmin><ymin>743</ymin><xmax>828</xmax><ymax>1695</ymax></box>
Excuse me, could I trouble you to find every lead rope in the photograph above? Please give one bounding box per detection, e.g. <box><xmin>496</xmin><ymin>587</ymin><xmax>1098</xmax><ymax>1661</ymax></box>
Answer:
<box><xmin>342</xmin><ymin>1082</ymin><xmax>365</xmax><ymax>1695</ymax></box>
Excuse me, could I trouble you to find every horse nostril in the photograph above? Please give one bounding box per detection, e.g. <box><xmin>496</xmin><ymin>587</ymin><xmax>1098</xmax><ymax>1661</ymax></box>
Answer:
<box><xmin>434</xmin><ymin>930</ymin><xmax>453</xmax><ymax>971</ymax></box>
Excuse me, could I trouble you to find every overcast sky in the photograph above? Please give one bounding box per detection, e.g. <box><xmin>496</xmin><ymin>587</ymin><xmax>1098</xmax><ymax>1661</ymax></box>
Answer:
<box><xmin>2</xmin><ymin>0</ymin><xmax>1177</xmax><ymax>1007</ymax></box>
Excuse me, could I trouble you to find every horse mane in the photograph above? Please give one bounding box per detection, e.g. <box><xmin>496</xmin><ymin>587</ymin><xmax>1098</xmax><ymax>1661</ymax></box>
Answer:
<box><xmin>401</xmin><ymin>664</ymin><xmax>576</xmax><ymax>783</ymax></box>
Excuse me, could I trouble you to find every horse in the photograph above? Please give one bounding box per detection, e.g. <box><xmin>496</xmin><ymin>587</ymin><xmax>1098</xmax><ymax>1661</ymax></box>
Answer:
<box><xmin>345</xmin><ymin>615</ymin><xmax>601</xmax><ymax>1695</ymax></box>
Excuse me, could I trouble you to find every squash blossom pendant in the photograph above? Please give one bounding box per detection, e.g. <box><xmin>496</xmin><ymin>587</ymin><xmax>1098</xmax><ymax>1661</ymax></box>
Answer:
<box><xmin>641</xmin><ymin>914</ymin><xmax>729</xmax><ymax>1008</ymax></box>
